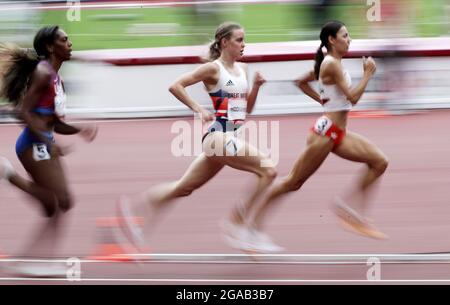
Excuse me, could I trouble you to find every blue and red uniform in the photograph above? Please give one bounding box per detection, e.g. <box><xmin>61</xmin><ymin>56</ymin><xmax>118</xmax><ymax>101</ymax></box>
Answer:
<box><xmin>15</xmin><ymin>60</ymin><xmax>66</xmax><ymax>158</ymax></box>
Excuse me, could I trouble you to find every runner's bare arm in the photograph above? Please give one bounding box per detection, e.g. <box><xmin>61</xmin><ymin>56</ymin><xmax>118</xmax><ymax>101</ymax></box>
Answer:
<box><xmin>242</xmin><ymin>63</ymin><xmax>265</xmax><ymax>114</ymax></box>
<box><xmin>330</xmin><ymin>57</ymin><xmax>376</xmax><ymax>105</ymax></box>
<box><xmin>169</xmin><ymin>62</ymin><xmax>218</xmax><ymax>120</ymax></box>
<box><xmin>296</xmin><ymin>69</ymin><xmax>321</xmax><ymax>104</ymax></box>
<box><xmin>54</xmin><ymin>118</ymin><xmax>80</xmax><ymax>135</ymax></box>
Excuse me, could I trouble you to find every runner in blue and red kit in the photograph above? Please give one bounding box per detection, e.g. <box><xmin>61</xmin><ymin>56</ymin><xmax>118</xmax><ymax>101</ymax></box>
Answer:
<box><xmin>0</xmin><ymin>26</ymin><xmax>97</xmax><ymax>276</ymax></box>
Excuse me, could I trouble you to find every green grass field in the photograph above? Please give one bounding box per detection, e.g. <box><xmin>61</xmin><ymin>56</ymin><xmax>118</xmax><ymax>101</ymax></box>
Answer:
<box><xmin>38</xmin><ymin>1</ymin><xmax>448</xmax><ymax>51</ymax></box>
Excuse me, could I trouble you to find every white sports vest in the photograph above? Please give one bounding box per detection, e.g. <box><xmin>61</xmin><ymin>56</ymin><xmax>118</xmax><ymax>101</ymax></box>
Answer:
<box><xmin>208</xmin><ymin>60</ymin><xmax>248</xmax><ymax>122</ymax></box>
<box><xmin>318</xmin><ymin>66</ymin><xmax>352</xmax><ymax>112</ymax></box>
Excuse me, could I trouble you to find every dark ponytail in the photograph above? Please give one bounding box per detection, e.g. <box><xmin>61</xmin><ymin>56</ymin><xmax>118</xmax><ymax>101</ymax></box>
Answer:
<box><xmin>0</xmin><ymin>26</ymin><xmax>59</xmax><ymax>104</ymax></box>
<box><xmin>313</xmin><ymin>21</ymin><xmax>345</xmax><ymax>80</ymax></box>
<box><xmin>314</xmin><ymin>43</ymin><xmax>325</xmax><ymax>80</ymax></box>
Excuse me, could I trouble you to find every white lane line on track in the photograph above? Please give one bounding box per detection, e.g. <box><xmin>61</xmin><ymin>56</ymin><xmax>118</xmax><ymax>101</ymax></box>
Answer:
<box><xmin>3</xmin><ymin>253</ymin><xmax>450</xmax><ymax>264</ymax></box>
<box><xmin>1</xmin><ymin>278</ymin><xmax>450</xmax><ymax>283</ymax></box>
<box><xmin>2</xmin><ymin>260</ymin><xmax>450</xmax><ymax>265</ymax></box>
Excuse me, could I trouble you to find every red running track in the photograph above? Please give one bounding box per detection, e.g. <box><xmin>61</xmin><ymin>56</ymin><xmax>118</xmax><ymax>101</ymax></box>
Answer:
<box><xmin>1</xmin><ymin>110</ymin><xmax>450</xmax><ymax>284</ymax></box>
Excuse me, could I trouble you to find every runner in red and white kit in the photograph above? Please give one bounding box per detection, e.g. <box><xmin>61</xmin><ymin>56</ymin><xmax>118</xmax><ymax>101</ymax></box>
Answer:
<box><xmin>250</xmin><ymin>21</ymin><xmax>389</xmax><ymax>246</ymax></box>
<box><xmin>118</xmin><ymin>22</ymin><xmax>283</xmax><ymax>254</ymax></box>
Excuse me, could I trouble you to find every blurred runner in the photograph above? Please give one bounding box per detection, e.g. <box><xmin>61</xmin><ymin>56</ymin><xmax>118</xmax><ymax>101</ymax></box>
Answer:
<box><xmin>118</xmin><ymin>22</ymin><xmax>283</xmax><ymax>254</ymax></box>
<box><xmin>0</xmin><ymin>26</ymin><xmax>97</xmax><ymax>276</ymax></box>
<box><xmin>251</xmin><ymin>21</ymin><xmax>388</xmax><ymax>248</ymax></box>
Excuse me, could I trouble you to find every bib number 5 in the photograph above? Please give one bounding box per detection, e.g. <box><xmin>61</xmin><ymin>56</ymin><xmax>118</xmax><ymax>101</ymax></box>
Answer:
<box><xmin>33</xmin><ymin>143</ymin><xmax>51</xmax><ymax>161</ymax></box>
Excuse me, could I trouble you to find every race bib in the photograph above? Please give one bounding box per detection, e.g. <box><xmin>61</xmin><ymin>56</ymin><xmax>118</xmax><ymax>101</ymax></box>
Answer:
<box><xmin>32</xmin><ymin>143</ymin><xmax>51</xmax><ymax>161</ymax></box>
<box><xmin>313</xmin><ymin>116</ymin><xmax>332</xmax><ymax>136</ymax></box>
<box><xmin>227</xmin><ymin>99</ymin><xmax>246</xmax><ymax>121</ymax></box>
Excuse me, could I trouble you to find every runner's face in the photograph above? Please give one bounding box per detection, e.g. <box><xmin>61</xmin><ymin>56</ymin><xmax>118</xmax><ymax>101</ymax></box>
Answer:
<box><xmin>332</xmin><ymin>26</ymin><xmax>351</xmax><ymax>54</ymax></box>
<box><xmin>224</xmin><ymin>28</ymin><xmax>245</xmax><ymax>60</ymax></box>
<box><xmin>51</xmin><ymin>29</ymin><xmax>73</xmax><ymax>61</ymax></box>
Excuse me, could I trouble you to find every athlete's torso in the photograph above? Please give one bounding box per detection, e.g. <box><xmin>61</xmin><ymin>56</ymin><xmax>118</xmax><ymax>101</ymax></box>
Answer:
<box><xmin>207</xmin><ymin>60</ymin><xmax>248</xmax><ymax>131</ymax></box>
<box><xmin>318</xmin><ymin>56</ymin><xmax>352</xmax><ymax>128</ymax></box>
<box><xmin>32</xmin><ymin>60</ymin><xmax>66</xmax><ymax>128</ymax></box>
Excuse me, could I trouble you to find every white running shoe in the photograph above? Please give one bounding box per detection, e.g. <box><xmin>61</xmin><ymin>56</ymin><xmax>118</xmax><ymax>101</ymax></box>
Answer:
<box><xmin>117</xmin><ymin>195</ymin><xmax>147</xmax><ymax>252</ymax></box>
<box><xmin>221</xmin><ymin>220</ymin><xmax>256</xmax><ymax>251</ymax></box>
<box><xmin>0</xmin><ymin>157</ymin><xmax>14</xmax><ymax>181</ymax></box>
<box><xmin>246</xmin><ymin>229</ymin><xmax>284</xmax><ymax>253</ymax></box>
<box><xmin>221</xmin><ymin>220</ymin><xmax>284</xmax><ymax>253</ymax></box>
<box><xmin>5</xmin><ymin>262</ymin><xmax>67</xmax><ymax>278</ymax></box>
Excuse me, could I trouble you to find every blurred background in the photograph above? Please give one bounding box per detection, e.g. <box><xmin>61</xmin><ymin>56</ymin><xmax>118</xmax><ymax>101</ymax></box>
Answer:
<box><xmin>0</xmin><ymin>0</ymin><xmax>447</xmax><ymax>50</ymax></box>
<box><xmin>0</xmin><ymin>1</ymin><xmax>449</xmax><ymax>187</ymax></box>
<box><xmin>1</xmin><ymin>0</ymin><xmax>450</xmax><ymax>283</ymax></box>
<box><xmin>0</xmin><ymin>0</ymin><xmax>449</xmax><ymax>116</ymax></box>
